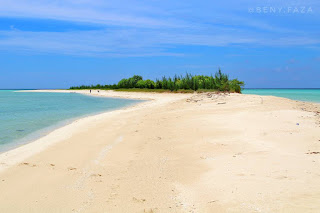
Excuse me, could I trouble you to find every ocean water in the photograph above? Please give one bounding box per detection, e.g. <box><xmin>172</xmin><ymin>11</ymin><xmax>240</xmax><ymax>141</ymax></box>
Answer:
<box><xmin>0</xmin><ymin>90</ymin><xmax>142</xmax><ymax>153</ymax></box>
<box><xmin>243</xmin><ymin>89</ymin><xmax>320</xmax><ymax>103</ymax></box>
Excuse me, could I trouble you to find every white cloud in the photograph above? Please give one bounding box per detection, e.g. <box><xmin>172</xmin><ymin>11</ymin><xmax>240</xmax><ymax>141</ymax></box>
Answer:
<box><xmin>0</xmin><ymin>0</ymin><xmax>319</xmax><ymax>56</ymax></box>
<box><xmin>0</xmin><ymin>27</ymin><xmax>318</xmax><ymax>57</ymax></box>
<box><xmin>0</xmin><ymin>0</ymin><xmax>186</xmax><ymax>28</ymax></box>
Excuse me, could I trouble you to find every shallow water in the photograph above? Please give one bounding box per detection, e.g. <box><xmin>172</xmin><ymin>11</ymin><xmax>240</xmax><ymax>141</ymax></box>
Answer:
<box><xmin>0</xmin><ymin>90</ymin><xmax>142</xmax><ymax>152</ymax></box>
<box><xmin>243</xmin><ymin>89</ymin><xmax>320</xmax><ymax>103</ymax></box>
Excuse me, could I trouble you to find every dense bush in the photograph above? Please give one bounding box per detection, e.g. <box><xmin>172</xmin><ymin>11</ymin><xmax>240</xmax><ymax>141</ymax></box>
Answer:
<box><xmin>117</xmin><ymin>75</ymin><xmax>142</xmax><ymax>88</ymax></box>
<box><xmin>70</xmin><ymin>69</ymin><xmax>245</xmax><ymax>93</ymax></box>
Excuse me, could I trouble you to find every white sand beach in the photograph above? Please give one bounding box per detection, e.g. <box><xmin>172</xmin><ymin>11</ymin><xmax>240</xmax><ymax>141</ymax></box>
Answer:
<box><xmin>0</xmin><ymin>90</ymin><xmax>320</xmax><ymax>212</ymax></box>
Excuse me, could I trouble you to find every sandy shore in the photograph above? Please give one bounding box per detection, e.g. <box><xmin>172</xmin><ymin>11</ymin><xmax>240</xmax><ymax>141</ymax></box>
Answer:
<box><xmin>0</xmin><ymin>90</ymin><xmax>320</xmax><ymax>212</ymax></box>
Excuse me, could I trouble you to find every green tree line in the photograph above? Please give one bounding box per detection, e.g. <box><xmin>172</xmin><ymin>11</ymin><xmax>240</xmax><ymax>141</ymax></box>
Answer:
<box><xmin>70</xmin><ymin>69</ymin><xmax>245</xmax><ymax>93</ymax></box>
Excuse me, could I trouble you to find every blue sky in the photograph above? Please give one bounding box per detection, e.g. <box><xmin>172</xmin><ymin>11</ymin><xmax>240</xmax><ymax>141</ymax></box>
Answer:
<box><xmin>0</xmin><ymin>0</ymin><xmax>319</xmax><ymax>89</ymax></box>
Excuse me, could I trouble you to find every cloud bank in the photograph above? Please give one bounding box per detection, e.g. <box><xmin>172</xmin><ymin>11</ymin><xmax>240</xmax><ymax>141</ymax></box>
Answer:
<box><xmin>0</xmin><ymin>0</ymin><xmax>319</xmax><ymax>56</ymax></box>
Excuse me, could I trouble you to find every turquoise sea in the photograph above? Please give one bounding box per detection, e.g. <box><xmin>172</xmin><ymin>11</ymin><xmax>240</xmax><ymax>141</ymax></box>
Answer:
<box><xmin>243</xmin><ymin>89</ymin><xmax>320</xmax><ymax>103</ymax></box>
<box><xmin>0</xmin><ymin>90</ymin><xmax>141</xmax><ymax>153</ymax></box>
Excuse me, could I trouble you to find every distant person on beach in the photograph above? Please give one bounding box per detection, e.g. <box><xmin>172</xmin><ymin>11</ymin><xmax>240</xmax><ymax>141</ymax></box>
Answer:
<box><xmin>90</xmin><ymin>90</ymin><xmax>91</xmax><ymax>93</ymax></box>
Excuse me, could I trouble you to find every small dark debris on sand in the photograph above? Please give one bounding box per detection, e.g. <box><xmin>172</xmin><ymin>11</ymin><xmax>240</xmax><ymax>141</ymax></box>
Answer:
<box><xmin>133</xmin><ymin>197</ymin><xmax>146</xmax><ymax>202</ymax></box>
<box><xmin>91</xmin><ymin>173</ymin><xmax>102</xmax><ymax>177</ymax></box>
<box><xmin>217</xmin><ymin>102</ymin><xmax>226</xmax><ymax>105</ymax></box>
<box><xmin>68</xmin><ymin>167</ymin><xmax>77</xmax><ymax>171</ymax></box>
<box><xmin>20</xmin><ymin>162</ymin><xmax>36</xmax><ymax>167</ymax></box>
<box><xmin>306</xmin><ymin>152</ymin><xmax>320</xmax><ymax>155</ymax></box>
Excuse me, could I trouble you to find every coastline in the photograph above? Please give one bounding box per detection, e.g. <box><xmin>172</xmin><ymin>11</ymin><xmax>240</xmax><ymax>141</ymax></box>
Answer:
<box><xmin>0</xmin><ymin>90</ymin><xmax>320</xmax><ymax>212</ymax></box>
<box><xmin>0</xmin><ymin>91</ymin><xmax>145</xmax><ymax>154</ymax></box>
<box><xmin>0</xmin><ymin>90</ymin><xmax>190</xmax><ymax>172</ymax></box>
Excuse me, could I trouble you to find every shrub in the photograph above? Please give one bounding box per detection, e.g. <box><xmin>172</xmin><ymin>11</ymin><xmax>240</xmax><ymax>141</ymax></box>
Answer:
<box><xmin>144</xmin><ymin>79</ymin><xmax>155</xmax><ymax>89</ymax></box>
<box><xmin>136</xmin><ymin>80</ymin><xmax>146</xmax><ymax>88</ymax></box>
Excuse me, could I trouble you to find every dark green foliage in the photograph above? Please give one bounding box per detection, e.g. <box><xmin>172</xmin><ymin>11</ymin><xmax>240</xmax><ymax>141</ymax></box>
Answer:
<box><xmin>229</xmin><ymin>79</ymin><xmax>245</xmax><ymax>93</ymax></box>
<box><xmin>136</xmin><ymin>80</ymin><xmax>146</xmax><ymax>88</ymax></box>
<box><xmin>70</xmin><ymin>70</ymin><xmax>245</xmax><ymax>93</ymax></box>
<box><xmin>115</xmin><ymin>88</ymin><xmax>195</xmax><ymax>93</ymax></box>
<box><xmin>117</xmin><ymin>75</ymin><xmax>142</xmax><ymax>88</ymax></box>
<box><xmin>144</xmin><ymin>79</ymin><xmax>155</xmax><ymax>89</ymax></box>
